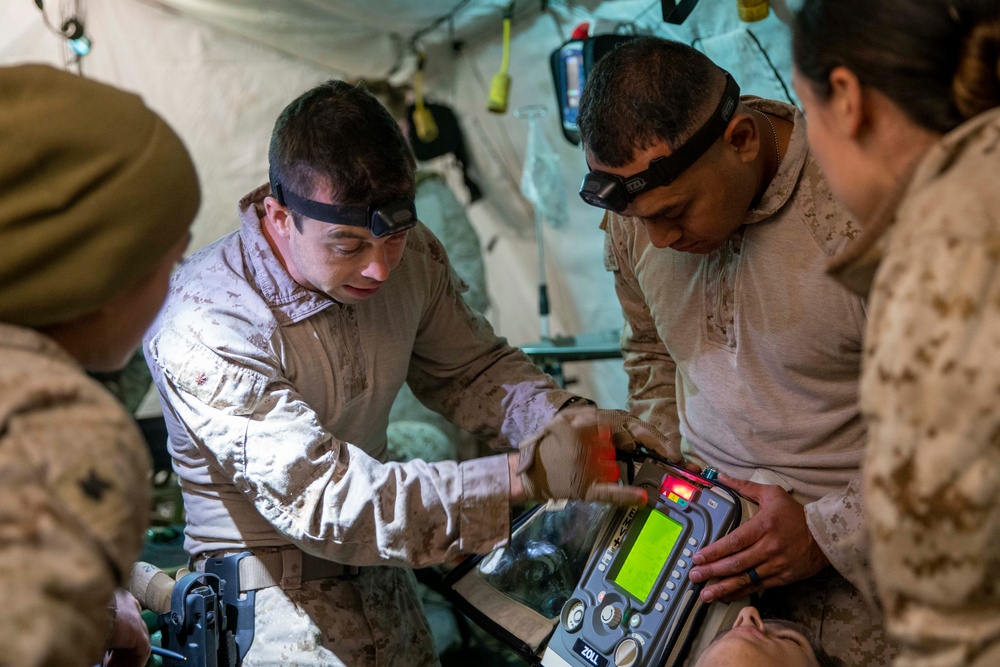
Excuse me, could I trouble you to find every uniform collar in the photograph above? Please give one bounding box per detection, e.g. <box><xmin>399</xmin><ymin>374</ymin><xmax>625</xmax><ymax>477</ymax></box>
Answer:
<box><xmin>827</xmin><ymin>106</ymin><xmax>1000</xmax><ymax>297</ymax></box>
<box><xmin>237</xmin><ymin>184</ymin><xmax>338</xmax><ymax>325</ymax></box>
<box><xmin>743</xmin><ymin>97</ymin><xmax>808</xmax><ymax>226</ymax></box>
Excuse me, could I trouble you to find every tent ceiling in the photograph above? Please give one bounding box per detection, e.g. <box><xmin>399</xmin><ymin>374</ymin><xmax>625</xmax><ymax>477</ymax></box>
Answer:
<box><xmin>146</xmin><ymin>0</ymin><xmax>541</xmax><ymax>75</ymax></box>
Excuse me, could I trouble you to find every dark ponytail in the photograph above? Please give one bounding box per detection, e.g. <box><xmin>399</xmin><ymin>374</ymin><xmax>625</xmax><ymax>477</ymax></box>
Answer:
<box><xmin>793</xmin><ymin>0</ymin><xmax>1000</xmax><ymax>133</ymax></box>
<box><xmin>954</xmin><ymin>19</ymin><xmax>1000</xmax><ymax>119</ymax></box>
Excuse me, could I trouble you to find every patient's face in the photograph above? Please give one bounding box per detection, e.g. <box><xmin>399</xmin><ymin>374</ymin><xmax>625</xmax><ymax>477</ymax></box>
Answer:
<box><xmin>694</xmin><ymin>607</ymin><xmax>820</xmax><ymax>667</ymax></box>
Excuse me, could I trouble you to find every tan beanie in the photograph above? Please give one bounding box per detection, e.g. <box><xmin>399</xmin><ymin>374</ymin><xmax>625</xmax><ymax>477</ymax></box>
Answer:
<box><xmin>0</xmin><ymin>64</ymin><xmax>200</xmax><ymax>327</ymax></box>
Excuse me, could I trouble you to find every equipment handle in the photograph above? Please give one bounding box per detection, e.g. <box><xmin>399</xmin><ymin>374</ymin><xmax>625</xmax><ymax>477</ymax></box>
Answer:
<box><xmin>129</xmin><ymin>561</ymin><xmax>176</xmax><ymax>614</ymax></box>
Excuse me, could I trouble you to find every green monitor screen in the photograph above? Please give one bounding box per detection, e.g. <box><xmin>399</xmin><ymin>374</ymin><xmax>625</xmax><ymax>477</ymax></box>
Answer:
<box><xmin>611</xmin><ymin>510</ymin><xmax>683</xmax><ymax>604</ymax></box>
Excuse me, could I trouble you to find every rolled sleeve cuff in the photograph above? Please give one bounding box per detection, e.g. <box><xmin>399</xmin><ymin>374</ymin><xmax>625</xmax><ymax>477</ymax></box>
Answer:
<box><xmin>458</xmin><ymin>454</ymin><xmax>511</xmax><ymax>554</ymax></box>
<box><xmin>805</xmin><ymin>497</ymin><xmax>876</xmax><ymax>604</ymax></box>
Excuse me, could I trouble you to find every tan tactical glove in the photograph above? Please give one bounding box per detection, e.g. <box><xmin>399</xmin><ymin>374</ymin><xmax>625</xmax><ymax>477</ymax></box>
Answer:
<box><xmin>595</xmin><ymin>409</ymin><xmax>682</xmax><ymax>462</ymax></box>
<box><xmin>516</xmin><ymin>407</ymin><xmax>647</xmax><ymax>505</ymax></box>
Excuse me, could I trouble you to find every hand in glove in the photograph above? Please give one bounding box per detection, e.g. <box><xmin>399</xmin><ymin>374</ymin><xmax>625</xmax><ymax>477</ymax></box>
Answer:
<box><xmin>594</xmin><ymin>409</ymin><xmax>682</xmax><ymax>462</ymax></box>
<box><xmin>515</xmin><ymin>407</ymin><xmax>647</xmax><ymax>506</ymax></box>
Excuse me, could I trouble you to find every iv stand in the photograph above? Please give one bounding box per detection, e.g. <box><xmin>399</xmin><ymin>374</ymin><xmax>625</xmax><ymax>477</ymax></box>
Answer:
<box><xmin>533</xmin><ymin>205</ymin><xmax>550</xmax><ymax>341</ymax></box>
<box><xmin>514</xmin><ymin>104</ymin><xmax>551</xmax><ymax>341</ymax></box>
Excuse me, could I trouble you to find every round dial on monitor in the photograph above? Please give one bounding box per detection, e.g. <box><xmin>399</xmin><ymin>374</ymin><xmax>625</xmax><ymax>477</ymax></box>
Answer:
<box><xmin>561</xmin><ymin>598</ymin><xmax>586</xmax><ymax>632</ymax></box>
<box><xmin>601</xmin><ymin>604</ymin><xmax>623</xmax><ymax>629</ymax></box>
<box><xmin>615</xmin><ymin>637</ymin><xmax>640</xmax><ymax>667</ymax></box>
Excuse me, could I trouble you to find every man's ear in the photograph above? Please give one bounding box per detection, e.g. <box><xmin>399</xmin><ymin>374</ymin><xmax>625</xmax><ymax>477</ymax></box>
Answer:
<box><xmin>263</xmin><ymin>196</ymin><xmax>294</xmax><ymax>239</ymax></box>
<box><xmin>723</xmin><ymin>111</ymin><xmax>761</xmax><ymax>164</ymax></box>
<box><xmin>827</xmin><ymin>66</ymin><xmax>865</xmax><ymax>139</ymax></box>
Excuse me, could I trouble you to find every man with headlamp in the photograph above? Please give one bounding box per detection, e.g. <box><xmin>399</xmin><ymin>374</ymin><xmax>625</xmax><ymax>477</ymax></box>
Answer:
<box><xmin>577</xmin><ymin>38</ymin><xmax>893</xmax><ymax>664</ymax></box>
<box><xmin>143</xmin><ymin>79</ymin><xmax>675</xmax><ymax>666</ymax></box>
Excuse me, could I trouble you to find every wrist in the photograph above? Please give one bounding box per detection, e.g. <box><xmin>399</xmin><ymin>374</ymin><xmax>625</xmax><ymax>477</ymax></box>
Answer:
<box><xmin>558</xmin><ymin>395</ymin><xmax>595</xmax><ymax>411</ymax></box>
<box><xmin>508</xmin><ymin>452</ymin><xmax>526</xmax><ymax>504</ymax></box>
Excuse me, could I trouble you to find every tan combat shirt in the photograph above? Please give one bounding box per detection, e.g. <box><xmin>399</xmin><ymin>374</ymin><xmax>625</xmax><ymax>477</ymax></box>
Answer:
<box><xmin>144</xmin><ymin>184</ymin><xmax>573</xmax><ymax>565</ymax></box>
<box><xmin>602</xmin><ymin>99</ymin><xmax>872</xmax><ymax>592</ymax></box>
<box><xmin>0</xmin><ymin>323</ymin><xmax>150</xmax><ymax>667</ymax></box>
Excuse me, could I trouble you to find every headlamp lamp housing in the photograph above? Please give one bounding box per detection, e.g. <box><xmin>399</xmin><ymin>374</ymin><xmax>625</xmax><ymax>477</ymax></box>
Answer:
<box><xmin>579</xmin><ymin>73</ymin><xmax>741</xmax><ymax>213</ymax></box>
<box><xmin>270</xmin><ymin>179</ymin><xmax>418</xmax><ymax>238</ymax></box>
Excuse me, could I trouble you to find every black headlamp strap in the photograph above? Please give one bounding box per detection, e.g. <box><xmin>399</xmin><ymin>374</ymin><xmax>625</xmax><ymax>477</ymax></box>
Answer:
<box><xmin>665</xmin><ymin>73</ymin><xmax>739</xmax><ymax>174</ymax></box>
<box><xmin>269</xmin><ymin>178</ymin><xmax>417</xmax><ymax>237</ymax></box>
<box><xmin>579</xmin><ymin>72</ymin><xmax>741</xmax><ymax>212</ymax></box>
<box><xmin>622</xmin><ymin>73</ymin><xmax>741</xmax><ymax>195</ymax></box>
<box><xmin>278</xmin><ymin>185</ymin><xmax>370</xmax><ymax>228</ymax></box>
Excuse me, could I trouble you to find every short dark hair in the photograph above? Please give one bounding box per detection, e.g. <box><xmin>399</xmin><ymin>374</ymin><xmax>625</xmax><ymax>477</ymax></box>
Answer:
<box><xmin>577</xmin><ymin>36</ymin><xmax>727</xmax><ymax>167</ymax></box>
<box><xmin>792</xmin><ymin>0</ymin><xmax>1000</xmax><ymax>134</ymax></box>
<box><xmin>267</xmin><ymin>79</ymin><xmax>416</xmax><ymax>225</ymax></box>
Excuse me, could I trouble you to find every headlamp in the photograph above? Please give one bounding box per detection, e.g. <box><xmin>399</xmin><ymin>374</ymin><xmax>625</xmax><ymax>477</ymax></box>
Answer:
<box><xmin>579</xmin><ymin>73</ymin><xmax>741</xmax><ymax>213</ymax></box>
<box><xmin>270</xmin><ymin>179</ymin><xmax>417</xmax><ymax>238</ymax></box>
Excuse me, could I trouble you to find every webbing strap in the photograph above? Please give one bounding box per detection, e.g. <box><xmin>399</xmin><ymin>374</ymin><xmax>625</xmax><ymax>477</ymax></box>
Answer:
<box><xmin>231</xmin><ymin>549</ymin><xmax>360</xmax><ymax>592</ymax></box>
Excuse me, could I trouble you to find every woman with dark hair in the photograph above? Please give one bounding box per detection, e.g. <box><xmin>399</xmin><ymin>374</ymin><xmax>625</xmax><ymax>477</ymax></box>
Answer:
<box><xmin>791</xmin><ymin>0</ymin><xmax>1000</xmax><ymax>664</ymax></box>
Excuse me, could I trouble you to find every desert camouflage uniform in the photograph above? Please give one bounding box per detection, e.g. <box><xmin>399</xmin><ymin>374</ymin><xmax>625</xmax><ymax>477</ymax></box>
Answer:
<box><xmin>143</xmin><ymin>185</ymin><xmax>575</xmax><ymax>666</ymax></box>
<box><xmin>829</xmin><ymin>106</ymin><xmax>1000</xmax><ymax>666</ymax></box>
<box><xmin>602</xmin><ymin>98</ymin><xmax>894</xmax><ymax>664</ymax></box>
<box><xmin>0</xmin><ymin>323</ymin><xmax>150</xmax><ymax>667</ymax></box>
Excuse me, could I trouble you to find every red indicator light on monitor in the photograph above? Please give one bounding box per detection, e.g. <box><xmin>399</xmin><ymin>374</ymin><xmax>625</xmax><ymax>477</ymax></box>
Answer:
<box><xmin>661</xmin><ymin>476</ymin><xmax>697</xmax><ymax>502</ymax></box>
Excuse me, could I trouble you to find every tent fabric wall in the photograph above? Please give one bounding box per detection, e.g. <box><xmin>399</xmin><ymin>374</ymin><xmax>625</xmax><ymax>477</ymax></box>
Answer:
<box><xmin>0</xmin><ymin>0</ymin><xmax>799</xmax><ymax>410</ymax></box>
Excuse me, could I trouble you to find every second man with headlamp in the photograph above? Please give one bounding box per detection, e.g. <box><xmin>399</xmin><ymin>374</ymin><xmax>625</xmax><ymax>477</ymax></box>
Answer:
<box><xmin>577</xmin><ymin>37</ymin><xmax>894</xmax><ymax>664</ymax></box>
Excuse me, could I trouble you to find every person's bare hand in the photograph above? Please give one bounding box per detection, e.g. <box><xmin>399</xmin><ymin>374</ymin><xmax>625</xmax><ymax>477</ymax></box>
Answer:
<box><xmin>687</xmin><ymin>474</ymin><xmax>829</xmax><ymax>603</ymax></box>
<box><xmin>103</xmin><ymin>589</ymin><xmax>151</xmax><ymax>667</ymax></box>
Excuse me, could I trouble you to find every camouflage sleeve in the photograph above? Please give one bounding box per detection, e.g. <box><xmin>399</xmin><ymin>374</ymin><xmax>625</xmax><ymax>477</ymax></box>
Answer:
<box><xmin>864</xmin><ymin>195</ymin><xmax>1000</xmax><ymax>664</ymax></box>
<box><xmin>803</xmin><ymin>474</ymin><xmax>876</xmax><ymax>603</ymax></box>
<box><xmin>147</xmin><ymin>326</ymin><xmax>513</xmax><ymax>568</ymax></box>
<box><xmin>0</xmin><ymin>362</ymin><xmax>150</xmax><ymax>667</ymax></box>
<box><xmin>600</xmin><ymin>212</ymin><xmax>682</xmax><ymax>445</ymax></box>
